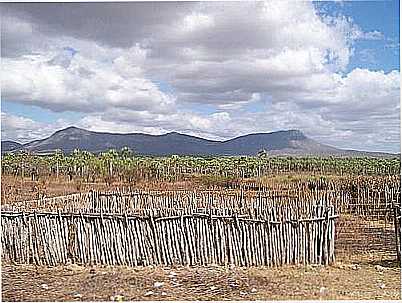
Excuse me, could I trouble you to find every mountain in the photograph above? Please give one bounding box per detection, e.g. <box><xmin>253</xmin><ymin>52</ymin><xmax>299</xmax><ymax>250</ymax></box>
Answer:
<box><xmin>217</xmin><ymin>130</ymin><xmax>340</xmax><ymax>156</ymax></box>
<box><xmin>1</xmin><ymin>141</ymin><xmax>23</xmax><ymax>154</ymax></box>
<box><xmin>1</xmin><ymin>126</ymin><xmax>397</xmax><ymax>157</ymax></box>
<box><xmin>21</xmin><ymin>127</ymin><xmax>222</xmax><ymax>155</ymax></box>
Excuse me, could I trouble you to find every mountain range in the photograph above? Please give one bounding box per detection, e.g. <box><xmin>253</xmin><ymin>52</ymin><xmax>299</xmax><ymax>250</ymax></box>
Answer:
<box><xmin>1</xmin><ymin>126</ymin><xmax>397</xmax><ymax>157</ymax></box>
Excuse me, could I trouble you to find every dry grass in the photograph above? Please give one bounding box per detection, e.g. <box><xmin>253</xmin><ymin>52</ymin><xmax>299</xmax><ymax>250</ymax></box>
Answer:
<box><xmin>335</xmin><ymin>214</ymin><xmax>398</xmax><ymax>261</ymax></box>
<box><xmin>2</xmin><ymin>174</ymin><xmax>400</xmax><ymax>301</ymax></box>
<box><xmin>2</xmin><ymin>258</ymin><xmax>400</xmax><ymax>301</ymax></box>
<box><xmin>1</xmin><ymin>176</ymin><xmax>208</xmax><ymax>205</ymax></box>
<box><xmin>1</xmin><ymin>176</ymin><xmax>106</xmax><ymax>204</ymax></box>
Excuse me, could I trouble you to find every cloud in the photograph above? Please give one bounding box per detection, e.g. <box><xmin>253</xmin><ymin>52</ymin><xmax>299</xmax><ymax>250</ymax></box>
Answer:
<box><xmin>0</xmin><ymin>2</ymin><xmax>195</xmax><ymax>53</ymax></box>
<box><xmin>1</xmin><ymin>45</ymin><xmax>176</xmax><ymax>114</ymax></box>
<box><xmin>1</xmin><ymin>14</ymin><xmax>35</xmax><ymax>57</ymax></box>
<box><xmin>358</xmin><ymin>49</ymin><xmax>377</xmax><ymax>64</ymax></box>
<box><xmin>1</xmin><ymin>1</ymin><xmax>400</xmax><ymax>153</ymax></box>
<box><xmin>0</xmin><ymin>112</ymin><xmax>69</xmax><ymax>143</ymax></box>
<box><xmin>359</xmin><ymin>30</ymin><xmax>384</xmax><ymax>41</ymax></box>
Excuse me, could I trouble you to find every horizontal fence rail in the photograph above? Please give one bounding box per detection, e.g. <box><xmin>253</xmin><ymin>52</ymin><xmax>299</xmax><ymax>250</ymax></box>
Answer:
<box><xmin>3</xmin><ymin>177</ymin><xmax>399</xmax><ymax>218</ymax></box>
<box><xmin>1</xmin><ymin>205</ymin><xmax>336</xmax><ymax>267</ymax></box>
<box><xmin>2</xmin><ymin>176</ymin><xmax>399</xmax><ymax>265</ymax></box>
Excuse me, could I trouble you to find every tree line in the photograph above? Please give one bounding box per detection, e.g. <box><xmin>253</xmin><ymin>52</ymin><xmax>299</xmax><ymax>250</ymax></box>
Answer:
<box><xmin>1</xmin><ymin>148</ymin><xmax>400</xmax><ymax>183</ymax></box>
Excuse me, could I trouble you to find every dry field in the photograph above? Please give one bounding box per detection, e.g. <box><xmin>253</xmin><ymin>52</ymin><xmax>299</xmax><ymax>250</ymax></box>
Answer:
<box><xmin>1</xmin><ymin>176</ymin><xmax>119</xmax><ymax>204</ymax></box>
<box><xmin>1</xmin><ymin>175</ymin><xmax>207</xmax><ymax>204</ymax></box>
<box><xmin>0</xmin><ymin>174</ymin><xmax>354</xmax><ymax>205</ymax></box>
<box><xmin>2</xmin><ymin>257</ymin><xmax>400</xmax><ymax>301</ymax></box>
<box><xmin>1</xmin><ymin>175</ymin><xmax>400</xmax><ymax>301</ymax></box>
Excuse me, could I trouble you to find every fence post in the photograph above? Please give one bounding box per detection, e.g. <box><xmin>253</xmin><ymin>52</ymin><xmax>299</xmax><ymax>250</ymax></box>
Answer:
<box><xmin>393</xmin><ymin>204</ymin><xmax>401</xmax><ymax>261</ymax></box>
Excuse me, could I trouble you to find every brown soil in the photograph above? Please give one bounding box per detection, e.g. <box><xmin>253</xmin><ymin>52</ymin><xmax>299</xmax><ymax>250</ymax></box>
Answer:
<box><xmin>2</xmin><ymin>175</ymin><xmax>400</xmax><ymax>301</ymax></box>
<box><xmin>1</xmin><ymin>176</ymin><xmax>205</xmax><ymax>205</ymax></box>
<box><xmin>2</xmin><ymin>258</ymin><xmax>400</xmax><ymax>301</ymax></box>
<box><xmin>1</xmin><ymin>176</ymin><xmax>105</xmax><ymax>204</ymax></box>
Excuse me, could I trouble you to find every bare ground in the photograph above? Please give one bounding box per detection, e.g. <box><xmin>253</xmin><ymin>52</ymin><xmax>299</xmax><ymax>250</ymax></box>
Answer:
<box><xmin>1</xmin><ymin>176</ymin><xmax>205</xmax><ymax>205</ymax></box>
<box><xmin>2</xmin><ymin>175</ymin><xmax>400</xmax><ymax>301</ymax></box>
<box><xmin>2</xmin><ymin>258</ymin><xmax>400</xmax><ymax>301</ymax></box>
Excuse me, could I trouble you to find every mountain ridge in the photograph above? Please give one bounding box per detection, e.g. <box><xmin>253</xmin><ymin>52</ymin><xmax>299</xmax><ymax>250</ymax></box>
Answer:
<box><xmin>1</xmin><ymin>141</ymin><xmax>24</xmax><ymax>154</ymax></box>
<box><xmin>1</xmin><ymin>126</ymin><xmax>398</xmax><ymax>158</ymax></box>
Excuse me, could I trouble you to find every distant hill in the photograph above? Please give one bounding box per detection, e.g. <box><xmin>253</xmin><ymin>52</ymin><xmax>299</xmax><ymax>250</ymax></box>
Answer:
<box><xmin>1</xmin><ymin>126</ymin><xmax>398</xmax><ymax>157</ymax></box>
<box><xmin>1</xmin><ymin>141</ymin><xmax>23</xmax><ymax>153</ymax></box>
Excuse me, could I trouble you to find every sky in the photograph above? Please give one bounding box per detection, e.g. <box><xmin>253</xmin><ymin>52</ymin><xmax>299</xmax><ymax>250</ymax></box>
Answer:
<box><xmin>1</xmin><ymin>0</ymin><xmax>400</xmax><ymax>153</ymax></box>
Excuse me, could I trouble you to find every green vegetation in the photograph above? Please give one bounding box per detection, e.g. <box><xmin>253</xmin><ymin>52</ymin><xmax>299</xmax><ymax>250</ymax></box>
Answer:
<box><xmin>1</xmin><ymin>148</ymin><xmax>400</xmax><ymax>184</ymax></box>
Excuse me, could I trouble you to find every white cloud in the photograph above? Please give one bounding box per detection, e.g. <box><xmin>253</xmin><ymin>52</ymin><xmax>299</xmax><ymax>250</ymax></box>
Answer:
<box><xmin>1</xmin><ymin>112</ymin><xmax>69</xmax><ymax>143</ymax></box>
<box><xmin>182</xmin><ymin>12</ymin><xmax>214</xmax><ymax>32</ymax></box>
<box><xmin>1</xmin><ymin>1</ymin><xmax>399</xmax><ymax>153</ymax></box>
<box><xmin>1</xmin><ymin>45</ymin><xmax>175</xmax><ymax>114</ymax></box>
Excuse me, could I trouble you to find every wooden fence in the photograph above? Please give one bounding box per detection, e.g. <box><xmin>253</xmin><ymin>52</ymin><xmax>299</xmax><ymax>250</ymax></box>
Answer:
<box><xmin>3</xmin><ymin>176</ymin><xmax>399</xmax><ymax>218</ymax></box>
<box><xmin>1</xmin><ymin>204</ymin><xmax>337</xmax><ymax>267</ymax></box>
<box><xmin>0</xmin><ymin>188</ymin><xmax>348</xmax><ymax>216</ymax></box>
<box><xmin>394</xmin><ymin>204</ymin><xmax>401</xmax><ymax>261</ymax></box>
<box><xmin>2</xmin><ymin>176</ymin><xmax>399</xmax><ymax>264</ymax></box>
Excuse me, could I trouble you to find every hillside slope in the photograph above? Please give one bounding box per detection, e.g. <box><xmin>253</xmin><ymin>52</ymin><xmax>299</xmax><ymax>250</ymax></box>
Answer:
<box><xmin>1</xmin><ymin>126</ymin><xmax>397</xmax><ymax>157</ymax></box>
<box><xmin>1</xmin><ymin>141</ymin><xmax>23</xmax><ymax>154</ymax></box>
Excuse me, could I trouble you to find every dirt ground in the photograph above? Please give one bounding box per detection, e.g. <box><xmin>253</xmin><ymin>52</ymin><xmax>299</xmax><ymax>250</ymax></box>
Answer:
<box><xmin>2</xmin><ymin>175</ymin><xmax>400</xmax><ymax>301</ymax></box>
<box><xmin>1</xmin><ymin>257</ymin><xmax>400</xmax><ymax>301</ymax></box>
<box><xmin>1</xmin><ymin>176</ymin><xmax>115</xmax><ymax>204</ymax></box>
<box><xmin>1</xmin><ymin>176</ymin><xmax>206</xmax><ymax>204</ymax></box>
<box><xmin>0</xmin><ymin>174</ymin><xmax>349</xmax><ymax>205</ymax></box>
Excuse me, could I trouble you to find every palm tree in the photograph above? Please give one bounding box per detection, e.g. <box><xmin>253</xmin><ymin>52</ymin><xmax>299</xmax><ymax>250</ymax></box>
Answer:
<box><xmin>100</xmin><ymin>149</ymin><xmax>119</xmax><ymax>177</ymax></box>
<box><xmin>120</xmin><ymin>146</ymin><xmax>134</xmax><ymax>158</ymax></box>
<box><xmin>50</xmin><ymin>149</ymin><xmax>64</xmax><ymax>180</ymax></box>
